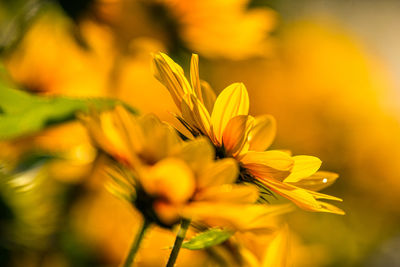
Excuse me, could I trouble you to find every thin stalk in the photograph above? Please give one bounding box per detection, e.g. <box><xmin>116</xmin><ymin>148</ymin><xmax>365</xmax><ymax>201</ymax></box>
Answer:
<box><xmin>166</xmin><ymin>218</ymin><xmax>191</xmax><ymax>267</ymax></box>
<box><xmin>123</xmin><ymin>219</ymin><xmax>150</xmax><ymax>267</ymax></box>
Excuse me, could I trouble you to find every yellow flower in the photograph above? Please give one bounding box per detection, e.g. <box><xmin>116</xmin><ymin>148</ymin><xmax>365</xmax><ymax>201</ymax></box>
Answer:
<box><xmin>152</xmin><ymin>52</ymin><xmax>344</xmax><ymax>215</ymax></box>
<box><xmin>82</xmin><ymin>106</ymin><xmax>287</xmax><ymax>228</ymax></box>
<box><xmin>154</xmin><ymin>0</ymin><xmax>277</xmax><ymax>59</ymax></box>
<box><xmin>93</xmin><ymin>0</ymin><xmax>277</xmax><ymax>59</ymax></box>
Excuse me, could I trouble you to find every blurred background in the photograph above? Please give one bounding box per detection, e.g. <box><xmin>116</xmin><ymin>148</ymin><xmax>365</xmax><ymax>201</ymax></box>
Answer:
<box><xmin>0</xmin><ymin>0</ymin><xmax>400</xmax><ymax>266</ymax></box>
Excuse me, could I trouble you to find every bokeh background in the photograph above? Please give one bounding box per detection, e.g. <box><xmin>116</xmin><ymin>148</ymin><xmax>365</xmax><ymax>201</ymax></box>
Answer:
<box><xmin>1</xmin><ymin>0</ymin><xmax>400</xmax><ymax>266</ymax></box>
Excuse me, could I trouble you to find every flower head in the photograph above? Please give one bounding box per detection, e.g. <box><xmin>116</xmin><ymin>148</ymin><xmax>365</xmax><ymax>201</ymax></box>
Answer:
<box><xmin>152</xmin><ymin>52</ymin><xmax>344</xmax><ymax>215</ymax></box>
<box><xmin>82</xmin><ymin>106</ymin><xmax>287</xmax><ymax>228</ymax></box>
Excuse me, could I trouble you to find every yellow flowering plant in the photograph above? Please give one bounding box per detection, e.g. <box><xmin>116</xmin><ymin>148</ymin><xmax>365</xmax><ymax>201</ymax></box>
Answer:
<box><xmin>81</xmin><ymin>106</ymin><xmax>291</xmax><ymax>266</ymax></box>
<box><xmin>152</xmin><ymin>52</ymin><xmax>344</xmax><ymax>215</ymax></box>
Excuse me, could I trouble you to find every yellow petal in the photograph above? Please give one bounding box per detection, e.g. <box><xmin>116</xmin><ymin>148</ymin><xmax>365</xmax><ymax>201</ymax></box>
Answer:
<box><xmin>195</xmin><ymin>184</ymin><xmax>259</xmax><ymax>203</ymax></box>
<box><xmin>190</xmin><ymin>94</ymin><xmax>212</xmax><ymax>136</ymax></box>
<box><xmin>100</xmin><ymin>112</ymin><xmax>129</xmax><ymax>157</ymax></box>
<box><xmin>197</xmin><ymin>158</ymin><xmax>239</xmax><ymax>189</ymax></box>
<box><xmin>287</xmin><ymin>171</ymin><xmax>339</xmax><ymax>191</ymax></box>
<box><xmin>307</xmin><ymin>190</ymin><xmax>342</xmax><ymax>202</ymax></box>
<box><xmin>190</xmin><ymin>54</ymin><xmax>203</xmax><ymax>102</ymax></box>
<box><xmin>114</xmin><ymin>106</ymin><xmax>145</xmax><ymax>154</ymax></box>
<box><xmin>211</xmin><ymin>83</ymin><xmax>249</xmax><ymax>144</ymax></box>
<box><xmin>181</xmin><ymin>98</ymin><xmax>200</xmax><ymax>135</ymax></box>
<box><xmin>241</xmin><ymin>151</ymin><xmax>294</xmax><ymax>180</ymax></box>
<box><xmin>315</xmin><ymin>201</ymin><xmax>345</xmax><ymax>215</ymax></box>
<box><xmin>137</xmin><ymin>114</ymin><xmax>181</xmax><ymax>162</ymax></box>
<box><xmin>200</xmin><ymin>80</ymin><xmax>216</xmax><ymax>114</ymax></box>
<box><xmin>258</xmin><ymin>178</ymin><xmax>343</xmax><ymax>214</ymax></box>
<box><xmin>141</xmin><ymin>158</ymin><xmax>195</xmax><ymax>204</ymax></box>
<box><xmin>182</xmin><ymin>203</ymin><xmax>291</xmax><ymax>231</ymax></box>
<box><xmin>248</xmin><ymin>114</ymin><xmax>276</xmax><ymax>151</ymax></box>
<box><xmin>82</xmin><ymin>110</ymin><xmax>133</xmax><ymax>165</ymax></box>
<box><xmin>173</xmin><ymin>137</ymin><xmax>214</xmax><ymax>174</ymax></box>
<box><xmin>256</xmin><ymin>177</ymin><xmax>320</xmax><ymax>211</ymax></box>
<box><xmin>222</xmin><ymin>115</ymin><xmax>253</xmax><ymax>157</ymax></box>
<box><xmin>152</xmin><ymin>52</ymin><xmax>192</xmax><ymax>109</ymax></box>
<box><xmin>246</xmin><ymin>205</ymin><xmax>294</xmax><ymax>233</ymax></box>
<box><xmin>275</xmin><ymin>149</ymin><xmax>292</xmax><ymax>156</ymax></box>
<box><xmin>283</xmin><ymin>156</ymin><xmax>322</xmax><ymax>183</ymax></box>
<box><xmin>261</xmin><ymin>224</ymin><xmax>290</xmax><ymax>267</ymax></box>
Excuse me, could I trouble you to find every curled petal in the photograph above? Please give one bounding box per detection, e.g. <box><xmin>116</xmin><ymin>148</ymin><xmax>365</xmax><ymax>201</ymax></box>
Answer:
<box><xmin>257</xmin><ymin>178</ymin><xmax>343</xmax><ymax>214</ymax></box>
<box><xmin>181</xmin><ymin>98</ymin><xmax>200</xmax><ymax>135</ymax></box>
<box><xmin>241</xmin><ymin>151</ymin><xmax>294</xmax><ymax>180</ymax></box>
<box><xmin>248</xmin><ymin>114</ymin><xmax>276</xmax><ymax>151</ymax></box>
<box><xmin>283</xmin><ymin>156</ymin><xmax>322</xmax><ymax>183</ymax></box>
<box><xmin>307</xmin><ymin>190</ymin><xmax>342</xmax><ymax>202</ymax></box>
<box><xmin>288</xmin><ymin>171</ymin><xmax>339</xmax><ymax>191</ymax></box>
<box><xmin>190</xmin><ymin>94</ymin><xmax>212</xmax><ymax>136</ymax></box>
<box><xmin>200</xmin><ymin>80</ymin><xmax>216</xmax><ymax>114</ymax></box>
<box><xmin>223</xmin><ymin>115</ymin><xmax>254</xmax><ymax>157</ymax></box>
<box><xmin>211</xmin><ymin>83</ymin><xmax>249</xmax><ymax>144</ymax></box>
<box><xmin>152</xmin><ymin>52</ymin><xmax>192</xmax><ymax>109</ymax></box>
<box><xmin>315</xmin><ymin>201</ymin><xmax>345</xmax><ymax>215</ymax></box>
<box><xmin>190</xmin><ymin>54</ymin><xmax>203</xmax><ymax>102</ymax></box>
<box><xmin>261</xmin><ymin>178</ymin><xmax>321</xmax><ymax>211</ymax></box>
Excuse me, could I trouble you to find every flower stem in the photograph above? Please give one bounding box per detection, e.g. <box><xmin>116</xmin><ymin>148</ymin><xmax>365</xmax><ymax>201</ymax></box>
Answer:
<box><xmin>166</xmin><ymin>218</ymin><xmax>191</xmax><ymax>267</ymax></box>
<box><xmin>123</xmin><ymin>219</ymin><xmax>150</xmax><ymax>267</ymax></box>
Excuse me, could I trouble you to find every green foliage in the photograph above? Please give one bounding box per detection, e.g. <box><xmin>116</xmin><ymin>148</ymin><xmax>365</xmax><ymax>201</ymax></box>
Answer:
<box><xmin>0</xmin><ymin>67</ymin><xmax>134</xmax><ymax>140</ymax></box>
<box><xmin>182</xmin><ymin>228</ymin><xmax>233</xmax><ymax>250</ymax></box>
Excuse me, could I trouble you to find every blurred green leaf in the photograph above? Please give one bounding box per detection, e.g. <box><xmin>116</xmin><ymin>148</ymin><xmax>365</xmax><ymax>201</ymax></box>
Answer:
<box><xmin>182</xmin><ymin>228</ymin><xmax>233</xmax><ymax>250</ymax></box>
<box><xmin>0</xmin><ymin>67</ymin><xmax>135</xmax><ymax>140</ymax></box>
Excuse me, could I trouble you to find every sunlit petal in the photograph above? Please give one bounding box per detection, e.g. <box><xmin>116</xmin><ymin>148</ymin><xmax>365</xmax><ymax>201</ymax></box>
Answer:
<box><xmin>259</xmin><ymin>178</ymin><xmax>321</xmax><ymax>211</ymax></box>
<box><xmin>190</xmin><ymin>54</ymin><xmax>203</xmax><ymax>102</ymax></box>
<box><xmin>241</xmin><ymin>151</ymin><xmax>294</xmax><ymax>180</ymax></box>
<box><xmin>307</xmin><ymin>190</ymin><xmax>343</xmax><ymax>202</ymax></box>
<box><xmin>248</xmin><ymin>114</ymin><xmax>276</xmax><ymax>151</ymax></box>
<box><xmin>152</xmin><ymin>52</ymin><xmax>192</xmax><ymax>108</ymax></box>
<box><xmin>190</xmin><ymin>94</ymin><xmax>212</xmax><ymax>136</ymax></box>
<box><xmin>223</xmin><ymin>115</ymin><xmax>253</xmax><ymax>157</ymax></box>
<box><xmin>315</xmin><ymin>201</ymin><xmax>345</xmax><ymax>215</ymax></box>
<box><xmin>288</xmin><ymin>171</ymin><xmax>339</xmax><ymax>191</ymax></box>
<box><xmin>283</xmin><ymin>156</ymin><xmax>322</xmax><ymax>183</ymax></box>
<box><xmin>200</xmin><ymin>80</ymin><xmax>216</xmax><ymax>114</ymax></box>
<box><xmin>211</xmin><ymin>82</ymin><xmax>249</xmax><ymax>144</ymax></box>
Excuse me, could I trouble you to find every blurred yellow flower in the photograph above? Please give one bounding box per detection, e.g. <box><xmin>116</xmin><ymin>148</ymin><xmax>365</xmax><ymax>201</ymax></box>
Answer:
<box><xmin>152</xmin><ymin>52</ymin><xmax>344</xmax><ymax>215</ymax></box>
<box><xmin>93</xmin><ymin>0</ymin><xmax>277</xmax><ymax>59</ymax></box>
<box><xmin>155</xmin><ymin>0</ymin><xmax>277</xmax><ymax>59</ymax></box>
<box><xmin>5</xmin><ymin>14</ymin><xmax>113</xmax><ymax>97</ymax></box>
<box><xmin>82</xmin><ymin>106</ymin><xmax>285</xmax><ymax>230</ymax></box>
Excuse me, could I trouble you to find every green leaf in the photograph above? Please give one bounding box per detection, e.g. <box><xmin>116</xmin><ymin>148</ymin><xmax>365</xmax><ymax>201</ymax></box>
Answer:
<box><xmin>0</xmin><ymin>68</ymin><xmax>135</xmax><ymax>140</ymax></box>
<box><xmin>182</xmin><ymin>228</ymin><xmax>233</xmax><ymax>250</ymax></box>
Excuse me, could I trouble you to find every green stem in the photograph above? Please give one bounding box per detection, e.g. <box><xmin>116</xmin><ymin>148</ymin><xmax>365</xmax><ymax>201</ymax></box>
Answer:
<box><xmin>123</xmin><ymin>219</ymin><xmax>150</xmax><ymax>267</ymax></box>
<box><xmin>166</xmin><ymin>218</ymin><xmax>191</xmax><ymax>267</ymax></box>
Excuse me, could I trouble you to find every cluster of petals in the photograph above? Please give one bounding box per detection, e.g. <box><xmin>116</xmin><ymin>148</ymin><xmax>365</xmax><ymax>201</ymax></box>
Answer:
<box><xmin>82</xmin><ymin>106</ymin><xmax>290</xmax><ymax>229</ymax></box>
<box><xmin>152</xmin><ymin>52</ymin><xmax>344</xmax><ymax>215</ymax></box>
